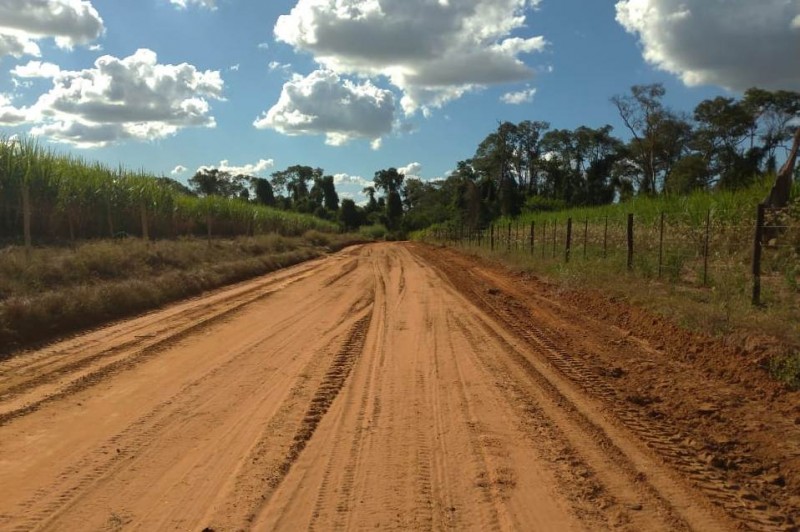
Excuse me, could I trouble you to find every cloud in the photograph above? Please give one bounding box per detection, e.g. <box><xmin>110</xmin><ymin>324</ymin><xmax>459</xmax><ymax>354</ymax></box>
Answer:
<box><xmin>268</xmin><ymin>61</ymin><xmax>292</xmax><ymax>72</ymax></box>
<box><xmin>333</xmin><ymin>173</ymin><xmax>372</xmax><ymax>187</ymax></box>
<box><xmin>170</xmin><ymin>0</ymin><xmax>216</xmax><ymax>9</ymax></box>
<box><xmin>616</xmin><ymin>0</ymin><xmax>800</xmax><ymax>90</ymax></box>
<box><xmin>10</xmin><ymin>60</ymin><xmax>61</xmax><ymax>78</ymax></box>
<box><xmin>0</xmin><ymin>93</ymin><xmax>27</xmax><ymax>125</ymax></box>
<box><xmin>229</xmin><ymin>63</ymin><xmax>239</xmax><ymax>71</ymax></box>
<box><xmin>274</xmin><ymin>0</ymin><xmax>546</xmax><ymax>115</ymax></box>
<box><xmin>197</xmin><ymin>158</ymin><xmax>275</xmax><ymax>176</ymax></box>
<box><xmin>171</xmin><ymin>165</ymin><xmax>187</xmax><ymax>175</ymax></box>
<box><xmin>398</xmin><ymin>162</ymin><xmax>422</xmax><ymax>179</ymax></box>
<box><xmin>254</xmin><ymin>69</ymin><xmax>395</xmax><ymax>147</ymax></box>
<box><xmin>22</xmin><ymin>48</ymin><xmax>224</xmax><ymax>147</ymax></box>
<box><xmin>0</xmin><ymin>0</ymin><xmax>104</xmax><ymax>57</ymax></box>
<box><xmin>501</xmin><ymin>87</ymin><xmax>536</xmax><ymax>104</ymax></box>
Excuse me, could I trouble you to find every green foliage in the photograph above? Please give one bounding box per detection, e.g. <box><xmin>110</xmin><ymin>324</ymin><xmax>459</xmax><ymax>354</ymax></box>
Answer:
<box><xmin>769</xmin><ymin>351</ymin><xmax>800</xmax><ymax>390</ymax></box>
<box><xmin>358</xmin><ymin>224</ymin><xmax>387</xmax><ymax>240</ymax></box>
<box><xmin>0</xmin><ymin>135</ymin><xmax>337</xmax><ymax>244</ymax></box>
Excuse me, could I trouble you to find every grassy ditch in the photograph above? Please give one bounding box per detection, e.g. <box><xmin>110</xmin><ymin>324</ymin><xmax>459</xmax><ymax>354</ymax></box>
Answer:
<box><xmin>441</xmin><ymin>242</ymin><xmax>800</xmax><ymax>388</ymax></box>
<box><xmin>416</xmin><ymin>183</ymin><xmax>800</xmax><ymax>388</ymax></box>
<box><xmin>0</xmin><ymin>231</ymin><xmax>365</xmax><ymax>355</ymax></box>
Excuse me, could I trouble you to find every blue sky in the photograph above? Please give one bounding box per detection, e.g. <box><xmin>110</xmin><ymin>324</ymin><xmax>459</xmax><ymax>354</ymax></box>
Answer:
<box><xmin>1</xmin><ymin>0</ymin><xmax>798</xmax><ymax>202</ymax></box>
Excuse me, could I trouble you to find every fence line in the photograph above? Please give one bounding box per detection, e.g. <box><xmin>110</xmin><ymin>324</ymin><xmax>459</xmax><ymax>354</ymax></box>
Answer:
<box><xmin>424</xmin><ymin>204</ymin><xmax>799</xmax><ymax>309</ymax></box>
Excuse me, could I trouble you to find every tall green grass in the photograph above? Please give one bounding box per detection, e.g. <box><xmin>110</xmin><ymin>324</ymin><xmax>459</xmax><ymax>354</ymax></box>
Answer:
<box><xmin>0</xmin><ymin>135</ymin><xmax>337</xmax><ymax>246</ymax></box>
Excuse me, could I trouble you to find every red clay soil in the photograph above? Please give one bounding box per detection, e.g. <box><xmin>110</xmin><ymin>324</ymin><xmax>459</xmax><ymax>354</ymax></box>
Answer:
<box><xmin>412</xmin><ymin>242</ymin><xmax>800</xmax><ymax>531</ymax></box>
<box><xmin>0</xmin><ymin>242</ymin><xmax>796</xmax><ymax>531</ymax></box>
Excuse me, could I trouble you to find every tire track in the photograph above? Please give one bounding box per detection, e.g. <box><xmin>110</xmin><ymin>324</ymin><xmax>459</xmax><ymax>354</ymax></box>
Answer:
<box><xmin>473</xmin><ymin>285</ymin><xmax>792</xmax><ymax>531</ymax></box>
<box><xmin>0</xmin><ymin>260</ymin><xmax>325</xmax><ymax>426</ymax></box>
<box><xmin>5</xmin><ymin>324</ymin><xmax>308</xmax><ymax>532</ymax></box>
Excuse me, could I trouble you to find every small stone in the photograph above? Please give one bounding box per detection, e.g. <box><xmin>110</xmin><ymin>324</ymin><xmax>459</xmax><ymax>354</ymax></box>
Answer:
<box><xmin>697</xmin><ymin>403</ymin><xmax>718</xmax><ymax>415</ymax></box>
<box><xmin>765</xmin><ymin>474</ymin><xmax>786</xmax><ymax>487</ymax></box>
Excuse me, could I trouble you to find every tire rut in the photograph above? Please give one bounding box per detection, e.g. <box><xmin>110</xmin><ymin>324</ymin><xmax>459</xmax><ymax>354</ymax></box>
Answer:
<box><xmin>0</xmin><ymin>263</ymin><xmax>322</xmax><ymax>427</ymax></box>
<box><xmin>474</xmin><ymin>284</ymin><xmax>793</xmax><ymax>531</ymax></box>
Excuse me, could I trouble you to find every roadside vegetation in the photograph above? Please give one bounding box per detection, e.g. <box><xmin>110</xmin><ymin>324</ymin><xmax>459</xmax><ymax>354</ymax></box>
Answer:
<box><xmin>0</xmin><ymin>231</ymin><xmax>364</xmax><ymax>355</ymax></box>
<box><xmin>416</xmin><ymin>183</ymin><xmax>800</xmax><ymax>388</ymax></box>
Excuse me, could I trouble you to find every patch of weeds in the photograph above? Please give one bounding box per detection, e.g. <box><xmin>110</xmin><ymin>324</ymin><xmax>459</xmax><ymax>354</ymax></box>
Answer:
<box><xmin>768</xmin><ymin>351</ymin><xmax>800</xmax><ymax>390</ymax></box>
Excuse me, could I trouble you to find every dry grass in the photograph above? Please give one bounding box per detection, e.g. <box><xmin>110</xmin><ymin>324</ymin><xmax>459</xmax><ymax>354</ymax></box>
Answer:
<box><xmin>453</xmin><ymin>241</ymin><xmax>800</xmax><ymax>387</ymax></box>
<box><xmin>0</xmin><ymin>233</ymin><xmax>365</xmax><ymax>354</ymax></box>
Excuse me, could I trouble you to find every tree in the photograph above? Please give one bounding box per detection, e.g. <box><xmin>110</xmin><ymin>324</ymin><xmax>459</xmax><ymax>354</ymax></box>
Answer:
<box><xmin>511</xmin><ymin>120</ymin><xmax>550</xmax><ymax>195</ymax></box>
<box><xmin>374</xmin><ymin>168</ymin><xmax>405</xmax><ymax>230</ymax></box>
<box><xmin>611</xmin><ymin>84</ymin><xmax>690</xmax><ymax>195</ymax></box>
<box><xmin>362</xmin><ymin>186</ymin><xmax>378</xmax><ymax>213</ymax></box>
<box><xmin>373</xmin><ymin>168</ymin><xmax>404</xmax><ymax>194</ymax></box>
<box><xmin>472</xmin><ymin>122</ymin><xmax>521</xmax><ymax>216</ymax></box>
<box><xmin>318</xmin><ymin>175</ymin><xmax>340</xmax><ymax>211</ymax></box>
<box><xmin>339</xmin><ymin>198</ymin><xmax>363</xmax><ymax>230</ymax></box>
<box><xmin>574</xmin><ymin>125</ymin><xmax>624</xmax><ymax>205</ymax></box>
<box><xmin>188</xmin><ymin>168</ymin><xmax>247</xmax><ymax>198</ymax></box>
<box><xmin>743</xmin><ymin>88</ymin><xmax>800</xmax><ymax>172</ymax></box>
<box><xmin>270</xmin><ymin>165</ymin><xmax>322</xmax><ymax>210</ymax></box>
<box><xmin>251</xmin><ymin>177</ymin><xmax>275</xmax><ymax>206</ymax></box>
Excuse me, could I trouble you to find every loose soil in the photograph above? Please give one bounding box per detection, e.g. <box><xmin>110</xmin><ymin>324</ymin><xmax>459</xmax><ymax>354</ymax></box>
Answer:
<box><xmin>0</xmin><ymin>242</ymin><xmax>797</xmax><ymax>531</ymax></box>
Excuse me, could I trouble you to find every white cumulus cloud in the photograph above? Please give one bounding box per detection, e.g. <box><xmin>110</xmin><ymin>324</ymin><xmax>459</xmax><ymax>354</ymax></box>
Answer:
<box><xmin>333</xmin><ymin>173</ymin><xmax>372</xmax><ymax>187</ymax></box>
<box><xmin>398</xmin><ymin>162</ymin><xmax>422</xmax><ymax>179</ymax></box>
<box><xmin>274</xmin><ymin>0</ymin><xmax>546</xmax><ymax>115</ymax></box>
<box><xmin>254</xmin><ymin>69</ymin><xmax>395</xmax><ymax>147</ymax></box>
<box><xmin>0</xmin><ymin>0</ymin><xmax>104</xmax><ymax>58</ymax></box>
<box><xmin>21</xmin><ymin>48</ymin><xmax>224</xmax><ymax>147</ymax></box>
<box><xmin>10</xmin><ymin>60</ymin><xmax>61</xmax><ymax>78</ymax></box>
<box><xmin>170</xmin><ymin>0</ymin><xmax>216</xmax><ymax>9</ymax></box>
<box><xmin>501</xmin><ymin>87</ymin><xmax>536</xmax><ymax>104</ymax></box>
<box><xmin>171</xmin><ymin>165</ymin><xmax>188</xmax><ymax>175</ymax></box>
<box><xmin>616</xmin><ymin>0</ymin><xmax>800</xmax><ymax>90</ymax></box>
<box><xmin>0</xmin><ymin>93</ymin><xmax>28</xmax><ymax>125</ymax></box>
<box><xmin>197</xmin><ymin>158</ymin><xmax>275</xmax><ymax>176</ymax></box>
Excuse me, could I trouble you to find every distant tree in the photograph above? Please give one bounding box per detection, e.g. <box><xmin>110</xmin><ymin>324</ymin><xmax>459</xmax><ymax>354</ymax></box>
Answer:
<box><xmin>270</xmin><ymin>165</ymin><xmax>323</xmax><ymax>210</ymax></box>
<box><xmin>664</xmin><ymin>154</ymin><xmax>710</xmax><ymax>195</ymax></box>
<box><xmin>373</xmin><ymin>168</ymin><xmax>405</xmax><ymax>194</ymax></box>
<box><xmin>317</xmin><ymin>175</ymin><xmax>340</xmax><ymax>211</ymax></box>
<box><xmin>742</xmin><ymin>88</ymin><xmax>800</xmax><ymax>172</ymax></box>
<box><xmin>362</xmin><ymin>186</ymin><xmax>378</xmax><ymax>213</ymax></box>
<box><xmin>251</xmin><ymin>177</ymin><xmax>275</xmax><ymax>206</ymax></box>
<box><xmin>188</xmin><ymin>168</ymin><xmax>247</xmax><ymax>198</ymax></box>
<box><xmin>339</xmin><ymin>198</ymin><xmax>362</xmax><ymax>230</ymax></box>
<box><xmin>473</xmin><ymin>122</ymin><xmax>521</xmax><ymax>216</ymax></box>
<box><xmin>374</xmin><ymin>168</ymin><xmax>405</xmax><ymax>230</ymax></box>
<box><xmin>611</xmin><ymin>84</ymin><xmax>690</xmax><ymax>194</ymax></box>
<box><xmin>511</xmin><ymin>120</ymin><xmax>550</xmax><ymax>195</ymax></box>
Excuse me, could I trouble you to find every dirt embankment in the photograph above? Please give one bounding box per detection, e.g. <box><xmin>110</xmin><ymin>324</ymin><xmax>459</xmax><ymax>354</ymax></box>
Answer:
<box><xmin>0</xmin><ymin>242</ymin><xmax>796</xmax><ymax>531</ymax></box>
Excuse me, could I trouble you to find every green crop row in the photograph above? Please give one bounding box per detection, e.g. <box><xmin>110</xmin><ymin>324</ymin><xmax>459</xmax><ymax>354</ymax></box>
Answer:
<box><xmin>0</xmin><ymin>136</ymin><xmax>337</xmax><ymax>246</ymax></box>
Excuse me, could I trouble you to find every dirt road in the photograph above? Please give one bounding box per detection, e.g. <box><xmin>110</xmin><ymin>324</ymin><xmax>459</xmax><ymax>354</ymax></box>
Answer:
<box><xmin>0</xmin><ymin>243</ymin><xmax>797</xmax><ymax>531</ymax></box>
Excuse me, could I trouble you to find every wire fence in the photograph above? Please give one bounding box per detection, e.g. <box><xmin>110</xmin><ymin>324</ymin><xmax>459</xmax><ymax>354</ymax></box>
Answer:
<box><xmin>422</xmin><ymin>204</ymin><xmax>799</xmax><ymax>309</ymax></box>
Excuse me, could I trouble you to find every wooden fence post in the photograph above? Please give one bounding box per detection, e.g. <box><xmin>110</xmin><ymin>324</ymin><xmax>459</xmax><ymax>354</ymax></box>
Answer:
<box><xmin>530</xmin><ymin>221</ymin><xmax>535</xmax><ymax>255</ymax></box>
<box><xmin>565</xmin><ymin>218</ymin><xmax>573</xmax><ymax>263</ymax></box>
<box><xmin>583</xmin><ymin>219</ymin><xmax>588</xmax><ymax>259</ymax></box>
<box><xmin>658</xmin><ymin>212</ymin><xmax>665</xmax><ymax>278</ymax></box>
<box><xmin>542</xmin><ymin>220</ymin><xmax>547</xmax><ymax>258</ymax></box>
<box><xmin>627</xmin><ymin>213</ymin><xmax>634</xmax><ymax>271</ymax></box>
<box><xmin>703</xmin><ymin>209</ymin><xmax>711</xmax><ymax>286</ymax></box>
<box><xmin>752</xmin><ymin>204</ymin><xmax>765</xmax><ymax>306</ymax></box>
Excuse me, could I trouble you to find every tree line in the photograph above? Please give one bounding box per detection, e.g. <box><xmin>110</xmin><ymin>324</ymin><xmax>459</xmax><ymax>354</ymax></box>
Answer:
<box><xmin>195</xmin><ymin>84</ymin><xmax>797</xmax><ymax>236</ymax></box>
<box><xmin>399</xmin><ymin>84</ymin><xmax>799</xmax><ymax>232</ymax></box>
